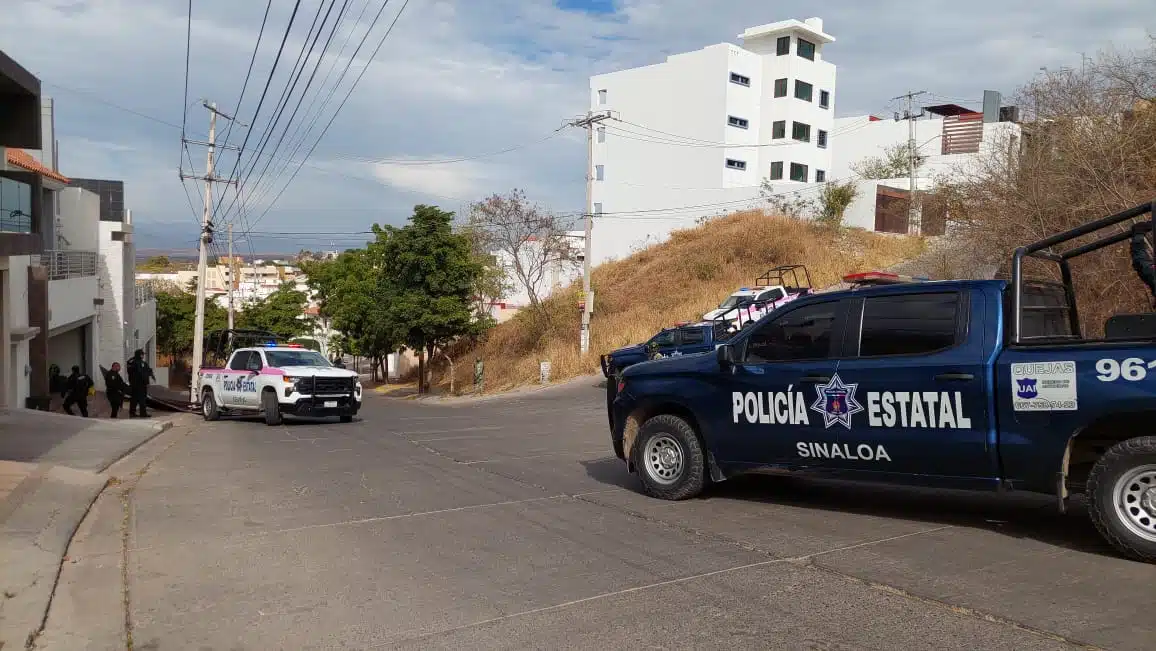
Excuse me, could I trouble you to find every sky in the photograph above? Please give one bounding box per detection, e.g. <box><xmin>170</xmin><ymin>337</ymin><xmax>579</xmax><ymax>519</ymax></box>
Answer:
<box><xmin>1</xmin><ymin>0</ymin><xmax>1151</xmax><ymax>254</ymax></box>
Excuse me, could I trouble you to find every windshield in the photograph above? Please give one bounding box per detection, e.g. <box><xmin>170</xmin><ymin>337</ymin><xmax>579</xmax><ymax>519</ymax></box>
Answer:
<box><xmin>718</xmin><ymin>295</ymin><xmax>746</xmax><ymax>309</ymax></box>
<box><xmin>265</xmin><ymin>350</ymin><xmax>331</xmax><ymax>368</ymax></box>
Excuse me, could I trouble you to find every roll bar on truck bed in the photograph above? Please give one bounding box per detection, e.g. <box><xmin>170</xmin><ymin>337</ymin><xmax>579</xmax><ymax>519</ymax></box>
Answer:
<box><xmin>1010</xmin><ymin>200</ymin><xmax>1156</xmax><ymax>344</ymax></box>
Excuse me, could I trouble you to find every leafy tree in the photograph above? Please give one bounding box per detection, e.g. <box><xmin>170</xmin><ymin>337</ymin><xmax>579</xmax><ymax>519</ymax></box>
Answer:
<box><xmin>236</xmin><ymin>282</ymin><xmax>312</xmax><ymax>339</ymax></box>
<box><xmin>381</xmin><ymin>205</ymin><xmax>485</xmax><ymax>393</ymax></box>
<box><xmin>155</xmin><ymin>289</ymin><xmax>227</xmax><ymax>358</ymax></box>
<box><xmin>851</xmin><ymin>143</ymin><xmax>926</xmax><ymax>180</ymax></box>
<box><xmin>816</xmin><ymin>180</ymin><xmax>860</xmax><ymax>228</ymax></box>
<box><xmin>466</xmin><ymin>189</ymin><xmax>574</xmax><ymax>318</ymax></box>
<box><xmin>137</xmin><ymin>255</ymin><xmax>173</xmax><ymax>272</ymax></box>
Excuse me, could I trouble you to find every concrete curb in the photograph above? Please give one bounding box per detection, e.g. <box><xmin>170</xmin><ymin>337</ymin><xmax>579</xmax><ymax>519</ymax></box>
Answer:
<box><xmin>95</xmin><ymin>419</ymin><xmax>174</xmax><ymax>474</ymax></box>
<box><xmin>402</xmin><ymin>374</ymin><xmax>605</xmax><ymax>406</ymax></box>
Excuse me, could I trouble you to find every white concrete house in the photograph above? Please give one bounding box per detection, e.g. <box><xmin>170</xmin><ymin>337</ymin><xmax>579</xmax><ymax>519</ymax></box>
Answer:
<box><xmin>589</xmin><ymin>17</ymin><xmax>837</xmax><ymax>265</ymax></box>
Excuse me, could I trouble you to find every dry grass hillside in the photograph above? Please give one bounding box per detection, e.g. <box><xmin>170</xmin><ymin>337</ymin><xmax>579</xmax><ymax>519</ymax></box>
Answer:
<box><xmin>431</xmin><ymin>211</ymin><xmax>925</xmax><ymax>394</ymax></box>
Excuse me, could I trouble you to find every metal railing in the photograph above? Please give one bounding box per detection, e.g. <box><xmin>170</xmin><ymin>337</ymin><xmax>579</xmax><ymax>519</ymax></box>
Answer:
<box><xmin>40</xmin><ymin>250</ymin><xmax>97</xmax><ymax>280</ymax></box>
<box><xmin>134</xmin><ymin>283</ymin><xmax>155</xmax><ymax>307</ymax></box>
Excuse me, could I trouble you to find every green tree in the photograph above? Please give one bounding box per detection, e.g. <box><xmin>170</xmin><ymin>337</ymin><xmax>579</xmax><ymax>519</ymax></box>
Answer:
<box><xmin>138</xmin><ymin>255</ymin><xmax>173</xmax><ymax>272</ymax></box>
<box><xmin>381</xmin><ymin>205</ymin><xmax>484</xmax><ymax>393</ymax></box>
<box><xmin>851</xmin><ymin>143</ymin><xmax>926</xmax><ymax>180</ymax></box>
<box><xmin>816</xmin><ymin>180</ymin><xmax>860</xmax><ymax>228</ymax></box>
<box><xmin>155</xmin><ymin>289</ymin><xmax>227</xmax><ymax>358</ymax></box>
<box><xmin>236</xmin><ymin>282</ymin><xmax>312</xmax><ymax>338</ymax></box>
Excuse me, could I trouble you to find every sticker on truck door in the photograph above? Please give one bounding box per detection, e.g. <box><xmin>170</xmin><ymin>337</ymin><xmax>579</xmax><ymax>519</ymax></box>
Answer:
<box><xmin>1010</xmin><ymin>361</ymin><xmax>1077</xmax><ymax>411</ymax></box>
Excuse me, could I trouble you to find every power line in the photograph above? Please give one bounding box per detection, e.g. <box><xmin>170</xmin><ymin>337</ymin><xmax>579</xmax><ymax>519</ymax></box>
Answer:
<box><xmin>211</xmin><ymin>0</ymin><xmax>305</xmax><ymax>224</ymax></box>
<box><xmin>240</xmin><ymin>0</ymin><xmax>412</xmax><ymax>235</ymax></box>
<box><xmin>217</xmin><ymin>0</ymin><xmax>273</xmax><ymax>153</ymax></box>
<box><xmin>178</xmin><ymin>0</ymin><xmax>194</xmax><ymax>168</ymax></box>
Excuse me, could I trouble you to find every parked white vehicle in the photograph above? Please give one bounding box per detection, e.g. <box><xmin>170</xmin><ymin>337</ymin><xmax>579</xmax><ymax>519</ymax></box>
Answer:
<box><xmin>198</xmin><ymin>344</ymin><xmax>362</xmax><ymax>425</ymax></box>
<box><xmin>703</xmin><ymin>285</ymin><xmax>800</xmax><ymax>329</ymax></box>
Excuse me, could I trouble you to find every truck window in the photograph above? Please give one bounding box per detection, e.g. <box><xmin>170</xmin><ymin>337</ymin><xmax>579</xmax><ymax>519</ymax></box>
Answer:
<box><xmin>681</xmin><ymin>328</ymin><xmax>705</xmax><ymax>345</ymax></box>
<box><xmin>1017</xmin><ymin>283</ymin><xmax>1074</xmax><ymax>339</ymax></box>
<box><xmin>229</xmin><ymin>351</ymin><xmax>252</xmax><ymax>371</ymax></box>
<box><xmin>859</xmin><ymin>293</ymin><xmax>960</xmax><ymax>357</ymax></box>
<box><xmin>649</xmin><ymin>331</ymin><xmax>676</xmax><ymax>347</ymax></box>
<box><xmin>745</xmin><ymin>301</ymin><xmax>839</xmax><ymax>362</ymax></box>
<box><xmin>757</xmin><ymin>288</ymin><xmax>785</xmax><ymax>303</ymax></box>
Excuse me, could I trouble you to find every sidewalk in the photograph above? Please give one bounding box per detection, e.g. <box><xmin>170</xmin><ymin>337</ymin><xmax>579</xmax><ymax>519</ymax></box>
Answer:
<box><xmin>0</xmin><ymin>409</ymin><xmax>177</xmax><ymax>649</ymax></box>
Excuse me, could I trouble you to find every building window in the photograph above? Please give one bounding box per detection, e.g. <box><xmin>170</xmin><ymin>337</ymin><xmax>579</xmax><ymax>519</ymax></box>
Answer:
<box><xmin>597</xmin><ymin>127</ymin><xmax>605</xmax><ymax>143</ymax></box>
<box><xmin>597</xmin><ymin>89</ymin><xmax>607</xmax><ymax>104</ymax></box>
<box><xmin>595</xmin><ymin>165</ymin><xmax>604</xmax><ymax>181</ymax></box>
<box><xmin>776</xmin><ymin>36</ymin><xmax>791</xmax><ymax>56</ymax></box>
<box><xmin>790</xmin><ymin>163</ymin><xmax>809</xmax><ymax>182</ymax></box>
<box><xmin>727</xmin><ymin>115</ymin><xmax>749</xmax><ymax>129</ymax></box>
<box><xmin>820</xmin><ymin>90</ymin><xmax>831</xmax><ymax>109</ymax></box>
<box><xmin>773</xmin><ymin>78</ymin><xmax>788</xmax><ymax>98</ymax></box>
<box><xmin>593</xmin><ymin>202</ymin><xmax>603</xmax><ymax>215</ymax></box>
<box><xmin>794</xmin><ymin>80</ymin><xmax>813</xmax><ymax>102</ymax></box>
<box><xmin>797</xmin><ymin>38</ymin><xmax>816</xmax><ymax>61</ymax></box>
<box><xmin>0</xmin><ymin>177</ymin><xmax>33</xmax><ymax>233</ymax></box>
<box><xmin>729</xmin><ymin>72</ymin><xmax>750</xmax><ymax>87</ymax></box>
<box><xmin>772</xmin><ymin>120</ymin><xmax>786</xmax><ymax>139</ymax></box>
<box><xmin>725</xmin><ymin>158</ymin><xmax>748</xmax><ymax>171</ymax></box>
<box><xmin>791</xmin><ymin>121</ymin><xmax>811</xmax><ymax>142</ymax></box>
<box><xmin>769</xmin><ymin>162</ymin><xmax>784</xmax><ymax>180</ymax></box>
<box><xmin>817</xmin><ymin>129</ymin><xmax>828</xmax><ymax>148</ymax></box>
<box><xmin>816</xmin><ymin>170</ymin><xmax>826</xmax><ymax>182</ymax></box>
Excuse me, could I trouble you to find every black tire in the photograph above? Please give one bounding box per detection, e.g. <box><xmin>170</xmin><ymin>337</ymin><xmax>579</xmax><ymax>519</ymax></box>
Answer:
<box><xmin>630</xmin><ymin>414</ymin><xmax>706</xmax><ymax>501</ymax></box>
<box><xmin>262</xmin><ymin>390</ymin><xmax>282</xmax><ymax>426</ymax></box>
<box><xmin>340</xmin><ymin>414</ymin><xmax>353</xmax><ymax>423</ymax></box>
<box><xmin>1086</xmin><ymin>436</ymin><xmax>1156</xmax><ymax>563</ymax></box>
<box><xmin>201</xmin><ymin>388</ymin><xmax>220</xmax><ymax>421</ymax></box>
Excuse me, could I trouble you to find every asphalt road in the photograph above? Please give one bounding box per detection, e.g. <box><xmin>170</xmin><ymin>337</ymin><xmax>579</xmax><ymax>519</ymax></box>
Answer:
<box><xmin>48</xmin><ymin>380</ymin><xmax>1156</xmax><ymax>649</ymax></box>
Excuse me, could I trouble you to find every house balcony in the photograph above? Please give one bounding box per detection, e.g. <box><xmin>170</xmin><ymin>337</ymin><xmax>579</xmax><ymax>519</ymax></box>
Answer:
<box><xmin>42</xmin><ymin>249</ymin><xmax>98</xmax><ymax>331</ymax></box>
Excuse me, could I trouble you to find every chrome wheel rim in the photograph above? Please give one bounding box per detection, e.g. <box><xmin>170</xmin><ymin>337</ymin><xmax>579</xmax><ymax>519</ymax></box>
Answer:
<box><xmin>202</xmin><ymin>396</ymin><xmax>213</xmax><ymax>416</ymax></box>
<box><xmin>1113</xmin><ymin>464</ymin><xmax>1156</xmax><ymax>543</ymax></box>
<box><xmin>643</xmin><ymin>434</ymin><xmax>684</xmax><ymax>486</ymax></box>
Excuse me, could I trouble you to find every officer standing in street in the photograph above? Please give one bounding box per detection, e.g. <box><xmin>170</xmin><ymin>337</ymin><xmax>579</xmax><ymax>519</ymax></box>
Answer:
<box><xmin>103</xmin><ymin>362</ymin><xmax>129</xmax><ymax>418</ymax></box>
<box><xmin>126</xmin><ymin>349</ymin><xmax>155</xmax><ymax>418</ymax></box>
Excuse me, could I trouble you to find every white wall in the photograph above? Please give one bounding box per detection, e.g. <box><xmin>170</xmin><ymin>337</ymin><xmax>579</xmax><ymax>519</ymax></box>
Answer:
<box><xmin>6</xmin><ymin>257</ymin><xmax>32</xmax><ymax>406</ymax></box>
<box><xmin>55</xmin><ymin>187</ymin><xmax>100</xmax><ymax>251</ymax></box>
<box><xmin>48</xmin><ymin>324</ymin><xmax>89</xmax><ymax>374</ymax></box>
<box><xmin>48</xmin><ymin>275</ymin><xmax>98</xmax><ymax>330</ymax></box>
<box><xmin>831</xmin><ymin>116</ymin><xmax>1021</xmax><ymax>183</ymax></box>
<box><xmin>588</xmin><ymin>17</ymin><xmax>837</xmax><ymax>265</ymax></box>
<box><xmin>97</xmin><ymin>220</ymin><xmax>134</xmax><ymax>375</ymax></box>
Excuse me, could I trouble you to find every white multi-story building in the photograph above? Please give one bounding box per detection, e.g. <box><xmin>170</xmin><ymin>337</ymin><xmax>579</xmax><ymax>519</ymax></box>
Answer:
<box><xmin>589</xmin><ymin>17</ymin><xmax>837</xmax><ymax>265</ymax></box>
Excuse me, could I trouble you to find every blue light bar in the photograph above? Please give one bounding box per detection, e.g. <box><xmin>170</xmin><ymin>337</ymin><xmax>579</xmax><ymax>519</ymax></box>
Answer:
<box><xmin>265</xmin><ymin>341</ymin><xmax>278</xmax><ymax>347</ymax></box>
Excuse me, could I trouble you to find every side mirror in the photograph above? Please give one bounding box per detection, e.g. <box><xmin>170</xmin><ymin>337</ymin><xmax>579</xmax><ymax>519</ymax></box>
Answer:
<box><xmin>716</xmin><ymin>343</ymin><xmax>737</xmax><ymax>367</ymax></box>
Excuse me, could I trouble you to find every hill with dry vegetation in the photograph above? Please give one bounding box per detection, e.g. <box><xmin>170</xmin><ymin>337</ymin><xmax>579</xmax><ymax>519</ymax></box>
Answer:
<box><xmin>429</xmin><ymin>211</ymin><xmax>925</xmax><ymax>394</ymax></box>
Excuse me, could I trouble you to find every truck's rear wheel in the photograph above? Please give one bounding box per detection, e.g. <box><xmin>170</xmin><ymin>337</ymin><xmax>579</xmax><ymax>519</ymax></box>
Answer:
<box><xmin>1086</xmin><ymin>436</ymin><xmax>1156</xmax><ymax>562</ymax></box>
<box><xmin>631</xmin><ymin>414</ymin><xmax>705</xmax><ymax>501</ymax></box>
<box><xmin>201</xmin><ymin>389</ymin><xmax>220</xmax><ymax>421</ymax></box>
<box><xmin>262</xmin><ymin>391</ymin><xmax>282</xmax><ymax>426</ymax></box>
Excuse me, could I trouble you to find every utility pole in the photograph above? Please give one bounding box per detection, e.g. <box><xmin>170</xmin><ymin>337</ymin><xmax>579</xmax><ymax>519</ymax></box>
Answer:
<box><xmin>893</xmin><ymin>90</ymin><xmax>927</xmax><ymax>235</ymax></box>
<box><xmin>180</xmin><ymin>101</ymin><xmax>238</xmax><ymax>402</ymax></box>
<box><xmin>566</xmin><ymin>110</ymin><xmax>612</xmax><ymax>355</ymax></box>
<box><xmin>227</xmin><ymin>222</ymin><xmax>235</xmax><ymax>330</ymax></box>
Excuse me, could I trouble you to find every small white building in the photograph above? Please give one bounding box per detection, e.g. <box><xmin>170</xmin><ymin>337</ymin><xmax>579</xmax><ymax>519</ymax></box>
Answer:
<box><xmin>589</xmin><ymin>17</ymin><xmax>837</xmax><ymax>265</ymax></box>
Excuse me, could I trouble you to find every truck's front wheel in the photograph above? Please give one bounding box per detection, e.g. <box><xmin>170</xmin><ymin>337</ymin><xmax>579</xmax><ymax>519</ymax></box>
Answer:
<box><xmin>262</xmin><ymin>391</ymin><xmax>283</xmax><ymax>426</ymax></box>
<box><xmin>1087</xmin><ymin>436</ymin><xmax>1156</xmax><ymax>562</ymax></box>
<box><xmin>631</xmin><ymin>414</ymin><xmax>705</xmax><ymax>501</ymax></box>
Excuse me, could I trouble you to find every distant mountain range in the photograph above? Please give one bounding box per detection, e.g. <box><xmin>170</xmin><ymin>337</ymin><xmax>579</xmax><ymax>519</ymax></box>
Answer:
<box><xmin>130</xmin><ymin>221</ymin><xmax>369</xmax><ymax>258</ymax></box>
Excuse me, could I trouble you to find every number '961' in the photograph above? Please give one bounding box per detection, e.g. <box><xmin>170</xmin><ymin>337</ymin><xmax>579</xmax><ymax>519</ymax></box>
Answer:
<box><xmin>1096</xmin><ymin>357</ymin><xmax>1156</xmax><ymax>382</ymax></box>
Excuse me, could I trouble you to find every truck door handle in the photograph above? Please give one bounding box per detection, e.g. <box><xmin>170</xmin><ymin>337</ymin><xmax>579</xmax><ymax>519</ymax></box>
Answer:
<box><xmin>800</xmin><ymin>375</ymin><xmax>831</xmax><ymax>384</ymax></box>
<box><xmin>935</xmin><ymin>372</ymin><xmax>974</xmax><ymax>381</ymax></box>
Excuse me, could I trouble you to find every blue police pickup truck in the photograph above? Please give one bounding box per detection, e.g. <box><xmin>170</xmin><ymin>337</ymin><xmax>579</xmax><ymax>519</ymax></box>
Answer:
<box><xmin>608</xmin><ymin>203</ymin><xmax>1156</xmax><ymax>562</ymax></box>
<box><xmin>601</xmin><ymin>321</ymin><xmax>734</xmax><ymax>379</ymax></box>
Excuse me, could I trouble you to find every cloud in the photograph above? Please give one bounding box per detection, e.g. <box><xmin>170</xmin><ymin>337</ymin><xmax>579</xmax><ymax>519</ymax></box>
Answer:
<box><xmin>1</xmin><ymin>0</ymin><xmax>1151</xmax><ymax>252</ymax></box>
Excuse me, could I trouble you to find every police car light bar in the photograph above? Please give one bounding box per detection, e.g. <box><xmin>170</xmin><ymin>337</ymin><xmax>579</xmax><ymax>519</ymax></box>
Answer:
<box><xmin>842</xmin><ymin>271</ymin><xmax>922</xmax><ymax>286</ymax></box>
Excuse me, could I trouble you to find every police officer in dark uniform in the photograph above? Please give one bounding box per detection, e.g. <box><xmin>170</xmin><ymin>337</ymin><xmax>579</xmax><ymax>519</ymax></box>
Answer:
<box><xmin>1131</xmin><ymin>222</ymin><xmax>1155</xmax><ymax>305</ymax></box>
<box><xmin>103</xmin><ymin>362</ymin><xmax>129</xmax><ymax>418</ymax></box>
<box><xmin>126</xmin><ymin>349</ymin><xmax>155</xmax><ymax>418</ymax></box>
<box><xmin>62</xmin><ymin>365</ymin><xmax>94</xmax><ymax>417</ymax></box>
